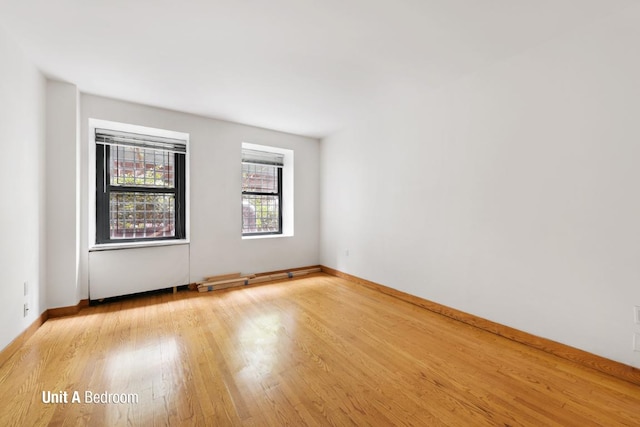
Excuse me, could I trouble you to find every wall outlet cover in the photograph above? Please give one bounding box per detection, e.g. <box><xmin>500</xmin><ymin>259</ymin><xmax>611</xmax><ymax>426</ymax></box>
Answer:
<box><xmin>634</xmin><ymin>333</ymin><xmax>640</xmax><ymax>352</ymax></box>
<box><xmin>635</xmin><ymin>306</ymin><xmax>640</xmax><ymax>324</ymax></box>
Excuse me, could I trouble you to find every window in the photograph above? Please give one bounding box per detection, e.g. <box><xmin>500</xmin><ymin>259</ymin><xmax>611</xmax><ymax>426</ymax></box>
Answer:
<box><xmin>95</xmin><ymin>129</ymin><xmax>187</xmax><ymax>244</ymax></box>
<box><xmin>242</xmin><ymin>148</ymin><xmax>284</xmax><ymax>235</ymax></box>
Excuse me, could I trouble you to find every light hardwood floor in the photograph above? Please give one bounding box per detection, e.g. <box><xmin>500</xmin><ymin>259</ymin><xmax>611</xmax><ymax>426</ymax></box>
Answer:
<box><xmin>1</xmin><ymin>274</ymin><xmax>639</xmax><ymax>426</ymax></box>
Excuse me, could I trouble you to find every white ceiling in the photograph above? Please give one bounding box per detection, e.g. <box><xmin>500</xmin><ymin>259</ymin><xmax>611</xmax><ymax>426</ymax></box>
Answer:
<box><xmin>0</xmin><ymin>0</ymin><xmax>634</xmax><ymax>138</ymax></box>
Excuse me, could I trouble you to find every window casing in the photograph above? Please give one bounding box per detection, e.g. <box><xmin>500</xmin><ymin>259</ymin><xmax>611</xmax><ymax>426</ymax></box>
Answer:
<box><xmin>242</xmin><ymin>149</ymin><xmax>283</xmax><ymax>235</ymax></box>
<box><xmin>95</xmin><ymin>129</ymin><xmax>187</xmax><ymax>244</ymax></box>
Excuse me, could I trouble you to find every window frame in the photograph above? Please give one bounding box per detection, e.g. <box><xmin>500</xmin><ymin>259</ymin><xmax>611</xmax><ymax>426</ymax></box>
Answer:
<box><xmin>241</xmin><ymin>162</ymin><xmax>283</xmax><ymax>236</ymax></box>
<box><xmin>89</xmin><ymin>119</ymin><xmax>190</xmax><ymax>250</ymax></box>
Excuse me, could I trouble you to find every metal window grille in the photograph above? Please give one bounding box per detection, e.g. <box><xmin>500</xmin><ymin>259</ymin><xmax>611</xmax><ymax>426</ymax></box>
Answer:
<box><xmin>110</xmin><ymin>146</ymin><xmax>175</xmax><ymax>189</ymax></box>
<box><xmin>109</xmin><ymin>192</ymin><xmax>175</xmax><ymax>239</ymax></box>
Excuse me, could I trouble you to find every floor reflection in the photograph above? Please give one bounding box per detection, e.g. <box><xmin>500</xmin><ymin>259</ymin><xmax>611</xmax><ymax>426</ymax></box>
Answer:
<box><xmin>238</xmin><ymin>312</ymin><xmax>286</xmax><ymax>381</ymax></box>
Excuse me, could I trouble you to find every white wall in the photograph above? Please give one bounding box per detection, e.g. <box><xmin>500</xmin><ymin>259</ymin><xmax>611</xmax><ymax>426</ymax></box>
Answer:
<box><xmin>321</xmin><ymin>5</ymin><xmax>640</xmax><ymax>368</ymax></box>
<box><xmin>80</xmin><ymin>95</ymin><xmax>320</xmax><ymax>299</ymax></box>
<box><xmin>0</xmin><ymin>26</ymin><xmax>47</xmax><ymax>350</ymax></box>
<box><xmin>46</xmin><ymin>80</ymin><xmax>81</xmax><ymax>308</ymax></box>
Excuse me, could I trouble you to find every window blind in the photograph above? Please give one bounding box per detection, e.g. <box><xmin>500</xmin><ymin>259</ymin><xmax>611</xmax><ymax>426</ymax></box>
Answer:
<box><xmin>95</xmin><ymin>129</ymin><xmax>187</xmax><ymax>154</ymax></box>
<box><xmin>242</xmin><ymin>148</ymin><xmax>284</xmax><ymax>167</ymax></box>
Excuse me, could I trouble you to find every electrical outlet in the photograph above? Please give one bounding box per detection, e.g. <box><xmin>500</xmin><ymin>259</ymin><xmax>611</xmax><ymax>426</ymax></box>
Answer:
<box><xmin>345</xmin><ymin>249</ymin><xmax>350</xmax><ymax>257</ymax></box>
<box><xmin>24</xmin><ymin>281</ymin><xmax>28</xmax><ymax>296</ymax></box>
<box><xmin>634</xmin><ymin>333</ymin><xmax>640</xmax><ymax>352</ymax></box>
<box><xmin>23</xmin><ymin>303</ymin><xmax>29</xmax><ymax>317</ymax></box>
<box><xmin>635</xmin><ymin>306</ymin><xmax>640</xmax><ymax>324</ymax></box>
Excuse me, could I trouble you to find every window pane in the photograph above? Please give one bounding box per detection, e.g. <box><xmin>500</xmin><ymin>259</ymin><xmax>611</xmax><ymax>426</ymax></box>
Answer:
<box><xmin>242</xmin><ymin>163</ymin><xmax>278</xmax><ymax>193</ymax></box>
<box><xmin>110</xmin><ymin>146</ymin><xmax>174</xmax><ymax>188</ymax></box>
<box><xmin>109</xmin><ymin>192</ymin><xmax>175</xmax><ymax>239</ymax></box>
<box><xmin>242</xmin><ymin>194</ymin><xmax>280</xmax><ymax>233</ymax></box>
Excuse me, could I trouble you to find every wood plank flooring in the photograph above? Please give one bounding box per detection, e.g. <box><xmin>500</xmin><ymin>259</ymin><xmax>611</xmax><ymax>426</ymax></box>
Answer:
<box><xmin>1</xmin><ymin>274</ymin><xmax>639</xmax><ymax>426</ymax></box>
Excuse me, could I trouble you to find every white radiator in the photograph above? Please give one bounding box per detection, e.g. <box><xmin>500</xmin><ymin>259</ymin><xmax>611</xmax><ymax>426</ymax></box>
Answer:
<box><xmin>89</xmin><ymin>244</ymin><xmax>189</xmax><ymax>299</ymax></box>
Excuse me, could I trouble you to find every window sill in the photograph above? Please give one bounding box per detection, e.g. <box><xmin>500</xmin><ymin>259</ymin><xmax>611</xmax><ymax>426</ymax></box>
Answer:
<box><xmin>242</xmin><ymin>233</ymin><xmax>292</xmax><ymax>240</ymax></box>
<box><xmin>89</xmin><ymin>239</ymin><xmax>190</xmax><ymax>252</ymax></box>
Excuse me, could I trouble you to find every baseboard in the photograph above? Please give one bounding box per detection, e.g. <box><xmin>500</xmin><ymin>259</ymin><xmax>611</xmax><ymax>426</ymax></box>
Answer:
<box><xmin>0</xmin><ymin>311</ymin><xmax>47</xmax><ymax>368</ymax></box>
<box><xmin>48</xmin><ymin>299</ymin><xmax>90</xmax><ymax>318</ymax></box>
<box><xmin>0</xmin><ymin>299</ymin><xmax>90</xmax><ymax>367</ymax></box>
<box><xmin>321</xmin><ymin>265</ymin><xmax>640</xmax><ymax>387</ymax></box>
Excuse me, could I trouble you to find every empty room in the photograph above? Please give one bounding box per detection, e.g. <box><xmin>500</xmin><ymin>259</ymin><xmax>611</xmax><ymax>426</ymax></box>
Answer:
<box><xmin>1</xmin><ymin>0</ymin><xmax>640</xmax><ymax>425</ymax></box>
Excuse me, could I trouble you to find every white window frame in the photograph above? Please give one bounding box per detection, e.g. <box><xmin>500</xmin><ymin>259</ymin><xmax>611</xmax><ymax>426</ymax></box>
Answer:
<box><xmin>88</xmin><ymin>119</ymin><xmax>190</xmax><ymax>250</ymax></box>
